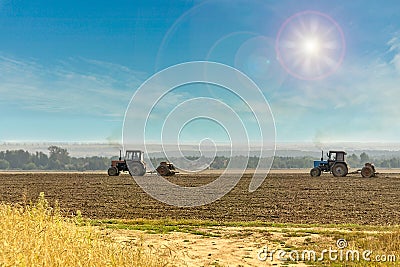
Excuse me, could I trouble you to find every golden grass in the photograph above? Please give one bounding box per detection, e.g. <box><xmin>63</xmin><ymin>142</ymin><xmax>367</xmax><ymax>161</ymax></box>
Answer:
<box><xmin>0</xmin><ymin>193</ymin><xmax>176</xmax><ymax>267</ymax></box>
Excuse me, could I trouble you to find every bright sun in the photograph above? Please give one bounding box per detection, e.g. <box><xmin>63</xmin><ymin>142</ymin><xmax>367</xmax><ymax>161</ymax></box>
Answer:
<box><xmin>302</xmin><ymin>38</ymin><xmax>320</xmax><ymax>56</ymax></box>
<box><xmin>276</xmin><ymin>10</ymin><xmax>345</xmax><ymax>80</ymax></box>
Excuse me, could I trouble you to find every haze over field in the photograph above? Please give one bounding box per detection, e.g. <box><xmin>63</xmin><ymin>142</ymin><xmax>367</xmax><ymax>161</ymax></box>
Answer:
<box><xmin>2</xmin><ymin>142</ymin><xmax>400</xmax><ymax>158</ymax></box>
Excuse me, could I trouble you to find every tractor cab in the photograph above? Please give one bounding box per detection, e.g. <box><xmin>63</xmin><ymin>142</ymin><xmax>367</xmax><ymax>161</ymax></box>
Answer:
<box><xmin>328</xmin><ymin>151</ymin><xmax>346</xmax><ymax>162</ymax></box>
<box><xmin>125</xmin><ymin>150</ymin><xmax>144</xmax><ymax>161</ymax></box>
<box><xmin>327</xmin><ymin>150</ymin><xmax>346</xmax><ymax>168</ymax></box>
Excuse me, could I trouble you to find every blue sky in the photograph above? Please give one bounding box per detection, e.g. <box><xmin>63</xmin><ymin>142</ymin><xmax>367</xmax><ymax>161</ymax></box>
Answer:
<box><xmin>1</xmin><ymin>0</ymin><xmax>400</xmax><ymax>144</ymax></box>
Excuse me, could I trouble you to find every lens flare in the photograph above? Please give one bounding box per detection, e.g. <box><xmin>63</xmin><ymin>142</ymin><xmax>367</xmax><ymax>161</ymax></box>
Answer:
<box><xmin>276</xmin><ymin>10</ymin><xmax>345</xmax><ymax>80</ymax></box>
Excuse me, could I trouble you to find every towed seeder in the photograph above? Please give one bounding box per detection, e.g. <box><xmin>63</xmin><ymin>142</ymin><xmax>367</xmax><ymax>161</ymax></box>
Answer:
<box><xmin>348</xmin><ymin>162</ymin><xmax>378</xmax><ymax>178</ymax></box>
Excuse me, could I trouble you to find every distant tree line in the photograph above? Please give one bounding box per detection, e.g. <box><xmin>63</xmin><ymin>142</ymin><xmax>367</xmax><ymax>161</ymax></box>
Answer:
<box><xmin>0</xmin><ymin>146</ymin><xmax>111</xmax><ymax>171</ymax></box>
<box><xmin>1</xmin><ymin>147</ymin><xmax>400</xmax><ymax>170</ymax></box>
<box><xmin>151</xmin><ymin>153</ymin><xmax>400</xmax><ymax>170</ymax></box>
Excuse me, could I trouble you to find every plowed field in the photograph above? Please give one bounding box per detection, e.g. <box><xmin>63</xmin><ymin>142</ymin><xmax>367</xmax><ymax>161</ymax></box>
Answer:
<box><xmin>1</xmin><ymin>172</ymin><xmax>399</xmax><ymax>225</ymax></box>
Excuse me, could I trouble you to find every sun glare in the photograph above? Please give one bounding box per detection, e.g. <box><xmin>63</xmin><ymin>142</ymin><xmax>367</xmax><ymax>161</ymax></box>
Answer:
<box><xmin>302</xmin><ymin>38</ymin><xmax>320</xmax><ymax>56</ymax></box>
<box><xmin>276</xmin><ymin>11</ymin><xmax>345</xmax><ymax>80</ymax></box>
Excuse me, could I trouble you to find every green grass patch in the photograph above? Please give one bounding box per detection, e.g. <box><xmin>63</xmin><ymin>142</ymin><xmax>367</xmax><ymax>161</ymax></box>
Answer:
<box><xmin>92</xmin><ymin>218</ymin><xmax>400</xmax><ymax>231</ymax></box>
<box><xmin>92</xmin><ymin>219</ymin><xmax>221</xmax><ymax>237</ymax></box>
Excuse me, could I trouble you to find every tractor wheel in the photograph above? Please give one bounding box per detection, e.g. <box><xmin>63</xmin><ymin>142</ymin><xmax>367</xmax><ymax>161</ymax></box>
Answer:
<box><xmin>128</xmin><ymin>162</ymin><xmax>146</xmax><ymax>176</ymax></box>
<box><xmin>107</xmin><ymin>167</ymin><xmax>119</xmax><ymax>176</ymax></box>
<box><xmin>361</xmin><ymin>166</ymin><xmax>374</xmax><ymax>178</ymax></box>
<box><xmin>310</xmin><ymin>167</ymin><xmax>321</xmax><ymax>177</ymax></box>
<box><xmin>332</xmin><ymin>163</ymin><xmax>348</xmax><ymax>177</ymax></box>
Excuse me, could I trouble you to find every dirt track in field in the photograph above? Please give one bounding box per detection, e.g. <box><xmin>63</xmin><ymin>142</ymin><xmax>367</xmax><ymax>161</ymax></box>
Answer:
<box><xmin>0</xmin><ymin>172</ymin><xmax>399</xmax><ymax>225</ymax></box>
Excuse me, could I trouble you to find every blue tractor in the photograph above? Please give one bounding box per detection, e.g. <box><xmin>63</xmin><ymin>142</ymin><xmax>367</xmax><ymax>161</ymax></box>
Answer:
<box><xmin>310</xmin><ymin>150</ymin><xmax>348</xmax><ymax>177</ymax></box>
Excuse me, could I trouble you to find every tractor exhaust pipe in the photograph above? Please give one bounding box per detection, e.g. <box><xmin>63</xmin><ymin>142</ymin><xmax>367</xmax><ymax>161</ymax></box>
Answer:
<box><xmin>119</xmin><ymin>150</ymin><xmax>122</xmax><ymax>161</ymax></box>
<box><xmin>321</xmin><ymin>150</ymin><xmax>324</xmax><ymax>161</ymax></box>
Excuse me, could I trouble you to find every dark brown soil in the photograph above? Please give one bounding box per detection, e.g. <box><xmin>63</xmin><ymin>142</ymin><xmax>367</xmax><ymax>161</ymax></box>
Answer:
<box><xmin>0</xmin><ymin>172</ymin><xmax>399</xmax><ymax>225</ymax></box>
